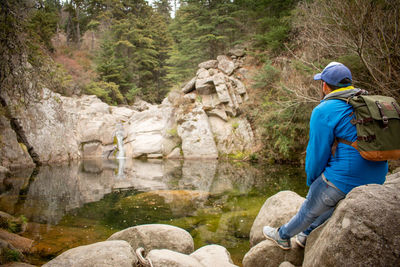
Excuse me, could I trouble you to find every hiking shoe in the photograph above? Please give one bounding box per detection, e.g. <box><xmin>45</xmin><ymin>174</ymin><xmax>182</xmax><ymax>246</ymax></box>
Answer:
<box><xmin>296</xmin><ymin>232</ymin><xmax>307</xmax><ymax>248</ymax></box>
<box><xmin>263</xmin><ymin>226</ymin><xmax>291</xmax><ymax>250</ymax></box>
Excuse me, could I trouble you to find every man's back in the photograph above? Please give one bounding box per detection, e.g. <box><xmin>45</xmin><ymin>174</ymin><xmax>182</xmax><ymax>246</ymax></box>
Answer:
<box><xmin>306</xmin><ymin>98</ymin><xmax>388</xmax><ymax>194</ymax></box>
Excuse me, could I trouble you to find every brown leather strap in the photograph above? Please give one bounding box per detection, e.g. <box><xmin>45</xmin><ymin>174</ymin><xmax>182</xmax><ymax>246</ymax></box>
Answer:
<box><xmin>336</xmin><ymin>137</ymin><xmax>353</xmax><ymax>146</ymax></box>
<box><xmin>332</xmin><ymin>137</ymin><xmax>353</xmax><ymax>157</ymax></box>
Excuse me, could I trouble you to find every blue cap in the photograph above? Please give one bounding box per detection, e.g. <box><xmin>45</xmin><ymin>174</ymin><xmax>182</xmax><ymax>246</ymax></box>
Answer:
<box><xmin>314</xmin><ymin>62</ymin><xmax>352</xmax><ymax>87</ymax></box>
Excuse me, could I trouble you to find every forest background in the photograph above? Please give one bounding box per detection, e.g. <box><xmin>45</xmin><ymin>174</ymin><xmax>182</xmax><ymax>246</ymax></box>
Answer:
<box><xmin>1</xmin><ymin>0</ymin><xmax>399</xmax><ymax>164</ymax></box>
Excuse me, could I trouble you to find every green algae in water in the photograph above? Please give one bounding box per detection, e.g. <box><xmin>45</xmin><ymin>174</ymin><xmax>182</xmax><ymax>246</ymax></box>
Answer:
<box><xmin>2</xmin><ymin>160</ymin><xmax>307</xmax><ymax>266</ymax></box>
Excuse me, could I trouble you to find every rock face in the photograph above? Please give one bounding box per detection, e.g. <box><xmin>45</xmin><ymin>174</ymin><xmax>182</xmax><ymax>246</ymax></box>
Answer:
<box><xmin>42</xmin><ymin>240</ymin><xmax>136</xmax><ymax>267</ymax></box>
<box><xmin>124</xmin><ymin>102</ymin><xmax>176</xmax><ymax>158</ymax></box>
<box><xmin>0</xmin><ymin>115</ymin><xmax>34</xmax><ymax>169</ymax></box>
<box><xmin>177</xmin><ymin>105</ymin><xmax>218</xmax><ymax>159</ymax></box>
<box><xmin>107</xmin><ymin>224</ymin><xmax>194</xmax><ymax>254</ymax></box>
<box><xmin>178</xmin><ymin>50</ymin><xmax>255</xmax><ymax>157</ymax></box>
<box><xmin>303</xmin><ymin>171</ymin><xmax>400</xmax><ymax>267</ymax></box>
<box><xmin>249</xmin><ymin>191</ymin><xmax>305</xmax><ymax>247</ymax></box>
<box><xmin>1</xmin><ymin>50</ymin><xmax>254</xmax><ymax>166</ymax></box>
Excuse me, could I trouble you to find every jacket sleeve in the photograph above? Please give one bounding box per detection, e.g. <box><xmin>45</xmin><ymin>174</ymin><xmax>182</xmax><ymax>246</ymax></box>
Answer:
<box><xmin>305</xmin><ymin>104</ymin><xmax>335</xmax><ymax>186</ymax></box>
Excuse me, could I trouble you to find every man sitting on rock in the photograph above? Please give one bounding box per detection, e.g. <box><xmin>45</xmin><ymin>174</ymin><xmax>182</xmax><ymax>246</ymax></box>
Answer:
<box><xmin>263</xmin><ymin>62</ymin><xmax>388</xmax><ymax>249</ymax></box>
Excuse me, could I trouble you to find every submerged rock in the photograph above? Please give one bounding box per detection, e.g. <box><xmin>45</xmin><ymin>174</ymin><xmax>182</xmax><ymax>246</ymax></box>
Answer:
<box><xmin>42</xmin><ymin>240</ymin><xmax>136</xmax><ymax>267</ymax></box>
<box><xmin>0</xmin><ymin>229</ymin><xmax>33</xmax><ymax>253</ymax></box>
<box><xmin>107</xmin><ymin>224</ymin><xmax>194</xmax><ymax>254</ymax></box>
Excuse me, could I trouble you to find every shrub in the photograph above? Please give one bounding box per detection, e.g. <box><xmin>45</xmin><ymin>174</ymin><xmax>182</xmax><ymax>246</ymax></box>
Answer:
<box><xmin>84</xmin><ymin>81</ymin><xmax>124</xmax><ymax>105</ymax></box>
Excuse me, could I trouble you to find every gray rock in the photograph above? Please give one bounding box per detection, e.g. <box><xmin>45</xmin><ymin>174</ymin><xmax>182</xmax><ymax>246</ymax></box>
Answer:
<box><xmin>125</xmin><ymin>105</ymin><xmax>176</xmax><ymax>158</ymax></box>
<box><xmin>184</xmin><ymin>92</ymin><xmax>197</xmax><ymax>103</ymax></box>
<box><xmin>107</xmin><ymin>224</ymin><xmax>194</xmax><ymax>254</ymax></box>
<box><xmin>195</xmin><ymin>77</ymin><xmax>215</xmax><ymax>95</ymax></box>
<box><xmin>209</xmin><ymin>117</ymin><xmax>254</xmax><ymax>154</ymax></box>
<box><xmin>279</xmin><ymin>261</ymin><xmax>297</xmax><ymax>267</ymax></box>
<box><xmin>0</xmin><ymin>115</ymin><xmax>34</xmax><ymax>169</ymax></box>
<box><xmin>250</xmin><ymin>191</ymin><xmax>305</xmax><ymax>247</ymax></box>
<box><xmin>303</xmin><ymin>172</ymin><xmax>400</xmax><ymax>267</ymax></box>
<box><xmin>0</xmin><ymin>229</ymin><xmax>33</xmax><ymax>253</ymax></box>
<box><xmin>166</xmin><ymin>147</ymin><xmax>182</xmax><ymax>159</ymax></box>
<box><xmin>147</xmin><ymin>249</ymin><xmax>203</xmax><ymax>267</ymax></box>
<box><xmin>110</xmin><ymin>106</ymin><xmax>135</xmax><ymax>120</ymax></box>
<box><xmin>229</xmin><ymin>77</ymin><xmax>246</xmax><ymax>95</ymax></box>
<box><xmin>198</xmin><ymin>60</ymin><xmax>218</xmax><ymax>69</ymax></box>
<box><xmin>42</xmin><ymin>240</ymin><xmax>136</xmax><ymax>267</ymax></box>
<box><xmin>217</xmin><ymin>55</ymin><xmax>235</xmax><ymax>76</ymax></box>
<box><xmin>212</xmin><ymin>73</ymin><xmax>231</xmax><ymax>103</ymax></box>
<box><xmin>190</xmin><ymin>244</ymin><xmax>238</xmax><ymax>267</ymax></box>
<box><xmin>243</xmin><ymin>239</ymin><xmax>304</xmax><ymax>267</ymax></box>
<box><xmin>206</xmin><ymin>109</ymin><xmax>228</xmax><ymax>122</ymax></box>
<box><xmin>196</xmin><ymin>68</ymin><xmax>210</xmax><ymax>79</ymax></box>
<box><xmin>131</xmin><ymin>99</ymin><xmax>153</xmax><ymax>111</ymax></box>
<box><xmin>81</xmin><ymin>141</ymin><xmax>102</xmax><ymax>158</ymax></box>
<box><xmin>201</xmin><ymin>94</ymin><xmax>222</xmax><ymax>110</ymax></box>
<box><xmin>228</xmin><ymin>48</ymin><xmax>246</xmax><ymax>57</ymax></box>
<box><xmin>182</xmin><ymin>77</ymin><xmax>196</xmax><ymax>94</ymax></box>
<box><xmin>177</xmin><ymin>105</ymin><xmax>218</xmax><ymax>159</ymax></box>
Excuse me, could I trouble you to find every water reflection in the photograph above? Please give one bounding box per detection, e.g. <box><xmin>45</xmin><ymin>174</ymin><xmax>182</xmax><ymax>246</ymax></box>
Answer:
<box><xmin>0</xmin><ymin>159</ymin><xmax>307</xmax><ymax>265</ymax></box>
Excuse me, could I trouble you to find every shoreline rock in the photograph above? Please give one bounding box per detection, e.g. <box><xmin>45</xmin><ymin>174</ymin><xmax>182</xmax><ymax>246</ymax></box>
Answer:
<box><xmin>245</xmin><ymin>171</ymin><xmax>400</xmax><ymax>267</ymax></box>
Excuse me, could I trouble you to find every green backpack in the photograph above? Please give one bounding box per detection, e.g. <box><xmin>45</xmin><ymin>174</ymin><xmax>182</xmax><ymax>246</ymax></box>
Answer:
<box><xmin>329</xmin><ymin>92</ymin><xmax>400</xmax><ymax>161</ymax></box>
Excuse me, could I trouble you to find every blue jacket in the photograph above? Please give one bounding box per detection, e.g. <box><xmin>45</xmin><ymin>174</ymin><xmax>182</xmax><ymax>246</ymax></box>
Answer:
<box><xmin>305</xmin><ymin>94</ymin><xmax>388</xmax><ymax>194</ymax></box>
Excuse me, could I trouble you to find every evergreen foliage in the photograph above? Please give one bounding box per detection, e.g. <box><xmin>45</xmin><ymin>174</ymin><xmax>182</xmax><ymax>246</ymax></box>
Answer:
<box><xmin>27</xmin><ymin>0</ymin><xmax>62</xmax><ymax>52</ymax></box>
<box><xmin>87</xmin><ymin>0</ymin><xmax>173</xmax><ymax>103</ymax></box>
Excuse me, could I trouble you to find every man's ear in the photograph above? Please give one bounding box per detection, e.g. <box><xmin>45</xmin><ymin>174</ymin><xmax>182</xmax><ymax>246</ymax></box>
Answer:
<box><xmin>323</xmin><ymin>82</ymin><xmax>332</xmax><ymax>95</ymax></box>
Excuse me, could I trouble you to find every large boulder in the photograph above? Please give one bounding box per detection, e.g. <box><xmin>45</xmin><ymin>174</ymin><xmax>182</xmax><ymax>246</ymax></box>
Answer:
<box><xmin>182</xmin><ymin>77</ymin><xmax>196</xmax><ymax>94</ymax></box>
<box><xmin>217</xmin><ymin>55</ymin><xmax>235</xmax><ymax>76</ymax></box>
<box><xmin>250</xmin><ymin>191</ymin><xmax>305</xmax><ymax>247</ymax></box>
<box><xmin>42</xmin><ymin>240</ymin><xmax>136</xmax><ymax>267</ymax></box>
<box><xmin>0</xmin><ymin>229</ymin><xmax>33</xmax><ymax>253</ymax></box>
<box><xmin>147</xmin><ymin>244</ymin><xmax>238</xmax><ymax>267</ymax></box>
<box><xmin>107</xmin><ymin>224</ymin><xmax>194</xmax><ymax>254</ymax></box>
<box><xmin>124</xmin><ymin>103</ymin><xmax>177</xmax><ymax>158</ymax></box>
<box><xmin>147</xmin><ymin>249</ymin><xmax>203</xmax><ymax>267</ymax></box>
<box><xmin>303</xmin><ymin>171</ymin><xmax>400</xmax><ymax>267</ymax></box>
<box><xmin>243</xmin><ymin>239</ymin><xmax>304</xmax><ymax>267</ymax></box>
<box><xmin>198</xmin><ymin>60</ymin><xmax>218</xmax><ymax>69</ymax></box>
<box><xmin>190</xmin><ymin>244</ymin><xmax>237</xmax><ymax>267</ymax></box>
<box><xmin>177</xmin><ymin>105</ymin><xmax>218</xmax><ymax>159</ymax></box>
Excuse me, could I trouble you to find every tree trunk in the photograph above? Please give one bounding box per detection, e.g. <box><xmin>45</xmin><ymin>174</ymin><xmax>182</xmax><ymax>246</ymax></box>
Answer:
<box><xmin>76</xmin><ymin>5</ymin><xmax>80</xmax><ymax>46</ymax></box>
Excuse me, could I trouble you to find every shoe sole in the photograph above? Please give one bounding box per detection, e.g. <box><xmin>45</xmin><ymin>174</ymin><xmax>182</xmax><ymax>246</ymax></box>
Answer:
<box><xmin>263</xmin><ymin>231</ymin><xmax>291</xmax><ymax>250</ymax></box>
<box><xmin>295</xmin><ymin>238</ymin><xmax>305</xmax><ymax>248</ymax></box>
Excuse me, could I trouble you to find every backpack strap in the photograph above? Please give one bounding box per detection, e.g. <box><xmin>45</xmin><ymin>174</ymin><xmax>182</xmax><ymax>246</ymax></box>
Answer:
<box><xmin>331</xmin><ymin>137</ymin><xmax>353</xmax><ymax>157</ymax></box>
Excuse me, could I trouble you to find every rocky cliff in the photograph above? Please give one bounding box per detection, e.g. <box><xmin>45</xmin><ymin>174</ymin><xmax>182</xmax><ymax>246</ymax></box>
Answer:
<box><xmin>0</xmin><ymin>48</ymin><xmax>255</xmax><ymax>169</ymax></box>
